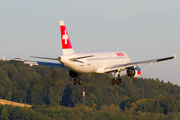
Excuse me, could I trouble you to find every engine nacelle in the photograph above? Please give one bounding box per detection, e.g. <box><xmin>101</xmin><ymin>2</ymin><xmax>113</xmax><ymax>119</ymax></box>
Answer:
<box><xmin>126</xmin><ymin>67</ymin><xmax>141</xmax><ymax>78</ymax></box>
<box><xmin>69</xmin><ymin>70</ymin><xmax>78</xmax><ymax>78</ymax></box>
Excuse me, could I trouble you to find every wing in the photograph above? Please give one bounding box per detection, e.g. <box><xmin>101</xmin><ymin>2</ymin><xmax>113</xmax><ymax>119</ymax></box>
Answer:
<box><xmin>6</xmin><ymin>58</ymin><xmax>68</xmax><ymax>70</ymax></box>
<box><xmin>104</xmin><ymin>55</ymin><xmax>176</xmax><ymax>72</ymax></box>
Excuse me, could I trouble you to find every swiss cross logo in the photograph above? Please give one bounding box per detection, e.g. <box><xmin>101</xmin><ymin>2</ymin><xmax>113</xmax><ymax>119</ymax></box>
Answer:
<box><xmin>60</xmin><ymin>25</ymin><xmax>72</xmax><ymax>49</ymax></box>
<box><xmin>116</xmin><ymin>52</ymin><xmax>124</xmax><ymax>57</ymax></box>
<box><xmin>63</xmin><ymin>30</ymin><xmax>68</xmax><ymax>44</ymax></box>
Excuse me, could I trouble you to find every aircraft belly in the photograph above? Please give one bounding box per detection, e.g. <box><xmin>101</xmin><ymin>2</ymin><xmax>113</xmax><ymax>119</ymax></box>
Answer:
<box><xmin>66</xmin><ymin>61</ymin><xmax>96</xmax><ymax>73</ymax></box>
<box><xmin>69</xmin><ymin>65</ymin><xmax>95</xmax><ymax>73</ymax></box>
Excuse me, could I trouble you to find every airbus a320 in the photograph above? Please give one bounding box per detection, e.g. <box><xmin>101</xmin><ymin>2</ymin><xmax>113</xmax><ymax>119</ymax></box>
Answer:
<box><xmin>6</xmin><ymin>21</ymin><xmax>176</xmax><ymax>85</ymax></box>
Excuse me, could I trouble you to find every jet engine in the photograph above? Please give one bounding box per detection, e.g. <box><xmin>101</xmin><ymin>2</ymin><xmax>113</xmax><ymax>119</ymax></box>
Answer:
<box><xmin>69</xmin><ymin>70</ymin><xmax>78</xmax><ymax>78</ymax></box>
<box><xmin>126</xmin><ymin>67</ymin><xmax>141</xmax><ymax>78</ymax></box>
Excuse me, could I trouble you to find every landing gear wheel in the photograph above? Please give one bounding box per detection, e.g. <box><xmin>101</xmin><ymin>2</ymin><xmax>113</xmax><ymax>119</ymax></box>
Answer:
<box><xmin>78</xmin><ymin>79</ymin><xmax>82</xmax><ymax>85</ymax></box>
<box><xmin>74</xmin><ymin>79</ymin><xmax>77</xmax><ymax>85</ymax></box>
<box><xmin>116</xmin><ymin>79</ymin><xmax>121</xmax><ymax>85</ymax></box>
<box><xmin>112</xmin><ymin>79</ymin><xmax>115</xmax><ymax>85</ymax></box>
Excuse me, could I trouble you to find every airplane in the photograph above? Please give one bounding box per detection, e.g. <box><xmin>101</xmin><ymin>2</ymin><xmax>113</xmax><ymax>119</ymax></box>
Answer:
<box><xmin>5</xmin><ymin>21</ymin><xmax>176</xmax><ymax>85</ymax></box>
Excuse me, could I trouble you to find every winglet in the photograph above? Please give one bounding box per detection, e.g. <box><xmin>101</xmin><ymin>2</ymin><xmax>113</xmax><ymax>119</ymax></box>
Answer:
<box><xmin>173</xmin><ymin>54</ymin><xmax>176</xmax><ymax>59</ymax></box>
<box><xmin>3</xmin><ymin>56</ymin><xmax>5</xmax><ymax>61</ymax></box>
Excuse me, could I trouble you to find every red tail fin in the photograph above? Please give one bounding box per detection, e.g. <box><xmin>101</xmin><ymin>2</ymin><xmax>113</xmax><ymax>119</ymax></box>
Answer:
<box><xmin>60</xmin><ymin>21</ymin><xmax>75</xmax><ymax>54</ymax></box>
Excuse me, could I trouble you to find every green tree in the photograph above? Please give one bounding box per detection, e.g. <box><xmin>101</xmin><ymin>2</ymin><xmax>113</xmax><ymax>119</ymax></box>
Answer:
<box><xmin>13</xmin><ymin>89</ymin><xmax>26</xmax><ymax>102</ymax></box>
<box><xmin>49</xmin><ymin>80</ymin><xmax>66</xmax><ymax>106</ymax></box>
<box><xmin>0</xmin><ymin>106</ymin><xmax>8</xmax><ymax>120</ymax></box>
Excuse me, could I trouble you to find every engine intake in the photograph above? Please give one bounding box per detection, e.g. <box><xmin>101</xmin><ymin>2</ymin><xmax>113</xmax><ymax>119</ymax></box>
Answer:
<box><xmin>127</xmin><ymin>67</ymin><xmax>141</xmax><ymax>78</ymax></box>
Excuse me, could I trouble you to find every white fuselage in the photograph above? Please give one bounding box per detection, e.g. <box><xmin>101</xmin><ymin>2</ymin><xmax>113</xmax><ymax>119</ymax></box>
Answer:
<box><xmin>60</xmin><ymin>51</ymin><xmax>131</xmax><ymax>74</ymax></box>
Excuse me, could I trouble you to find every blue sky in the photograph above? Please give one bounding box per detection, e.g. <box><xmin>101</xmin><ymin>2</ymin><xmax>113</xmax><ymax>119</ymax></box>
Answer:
<box><xmin>0</xmin><ymin>0</ymin><xmax>179</xmax><ymax>85</ymax></box>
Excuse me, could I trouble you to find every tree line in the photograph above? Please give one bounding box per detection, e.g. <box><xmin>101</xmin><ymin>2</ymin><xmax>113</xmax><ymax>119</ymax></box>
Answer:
<box><xmin>0</xmin><ymin>60</ymin><xmax>180</xmax><ymax>119</ymax></box>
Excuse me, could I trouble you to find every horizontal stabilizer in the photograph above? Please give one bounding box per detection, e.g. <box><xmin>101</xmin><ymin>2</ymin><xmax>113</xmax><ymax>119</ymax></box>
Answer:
<box><xmin>69</xmin><ymin>55</ymin><xmax>94</xmax><ymax>60</ymax></box>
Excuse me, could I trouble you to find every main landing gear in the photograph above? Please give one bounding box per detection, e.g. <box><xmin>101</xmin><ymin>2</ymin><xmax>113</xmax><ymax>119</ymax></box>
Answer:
<box><xmin>111</xmin><ymin>71</ymin><xmax>121</xmax><ymax>85</ymax></box>
<box><xmin>73</xmin><ymin>79</ymin><xmax>82</xmax><ymax>85</ymax></box>
<box><xmin>69</xmin><ymin>71</ymin><xmax>82</xmax><ymax>85</ymax></box>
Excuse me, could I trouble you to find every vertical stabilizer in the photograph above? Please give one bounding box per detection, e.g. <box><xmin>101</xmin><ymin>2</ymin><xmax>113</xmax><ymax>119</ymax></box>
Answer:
<box><xmin>60</xmin><ymin>21</ymin><xmax>75</xmax><ymax>55</ymax></box>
